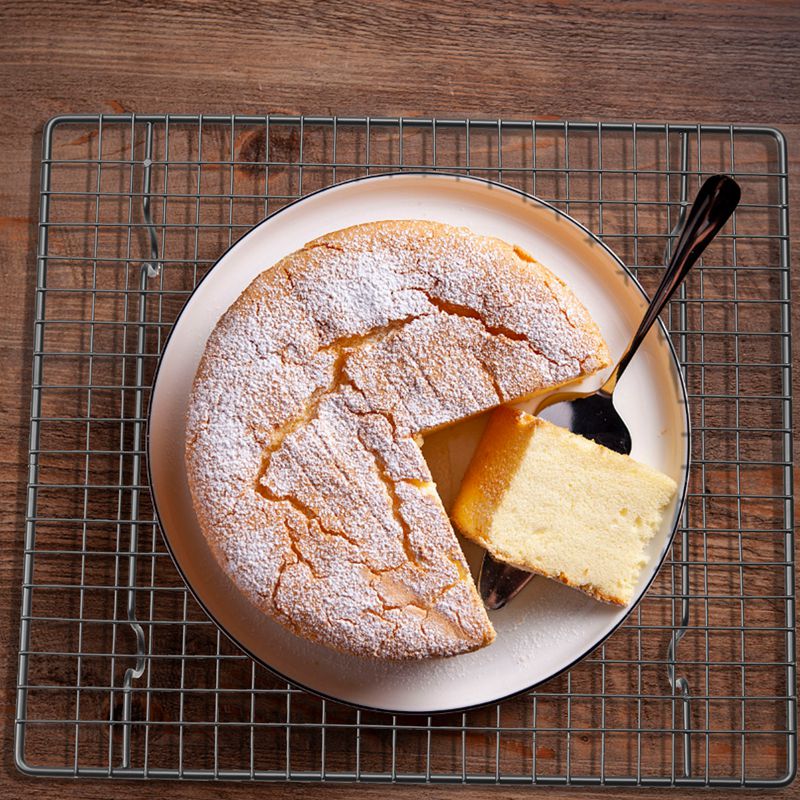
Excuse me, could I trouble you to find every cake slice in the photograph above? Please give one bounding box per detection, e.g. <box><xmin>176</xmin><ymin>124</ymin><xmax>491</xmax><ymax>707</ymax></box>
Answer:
<box><xmin>452</xmin><ymin>407</ymin><xmax>677</xmax><ymax>606</ymax></box>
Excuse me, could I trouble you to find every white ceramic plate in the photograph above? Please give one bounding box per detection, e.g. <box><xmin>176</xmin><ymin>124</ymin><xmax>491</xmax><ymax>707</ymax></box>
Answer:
<box><xmin>148</xmin><ymin>173</ymin><xmax>689</xmax><ymax>714</ymax></box>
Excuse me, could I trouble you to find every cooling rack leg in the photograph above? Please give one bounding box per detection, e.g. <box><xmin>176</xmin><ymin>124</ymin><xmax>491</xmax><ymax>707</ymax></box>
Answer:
<box><xmin>120</xmin><ymin>123</ymin><xmax>160</xmax><ymax>768</ymax></box>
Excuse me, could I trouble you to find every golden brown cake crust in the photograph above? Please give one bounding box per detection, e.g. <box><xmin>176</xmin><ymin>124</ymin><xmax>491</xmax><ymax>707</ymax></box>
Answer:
<box><xmin>185</xmin><ymin>220</ymin><xmax>610</xmax><ymax>659</ymax></box>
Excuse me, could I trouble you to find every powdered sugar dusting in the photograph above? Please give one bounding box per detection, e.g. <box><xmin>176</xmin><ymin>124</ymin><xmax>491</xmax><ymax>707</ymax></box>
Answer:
<box><xmin>185</xmin><ymin>220</ymin><xmax>609</xmax><ymax>660</ymax></box>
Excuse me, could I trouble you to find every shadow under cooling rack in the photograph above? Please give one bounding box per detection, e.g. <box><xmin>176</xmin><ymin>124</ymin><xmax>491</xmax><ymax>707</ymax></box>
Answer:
<box><xmin>16</xmin><ymin>114</ymin><xmax>796</xmax><ymax>786</ymax></box>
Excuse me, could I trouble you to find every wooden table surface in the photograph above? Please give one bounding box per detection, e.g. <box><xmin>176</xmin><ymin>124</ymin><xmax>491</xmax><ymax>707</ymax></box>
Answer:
<box><xmin>1</xmin><ymin>1</ymin><xmax>798</xmax><ymax>797</ymax></box>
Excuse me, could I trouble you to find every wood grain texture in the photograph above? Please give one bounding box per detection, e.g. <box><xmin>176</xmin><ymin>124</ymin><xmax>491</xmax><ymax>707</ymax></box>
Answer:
<box><xmin>0</xmin><ymin>1</ymin><xmax>798</xmax><ymax>798</ymax></box>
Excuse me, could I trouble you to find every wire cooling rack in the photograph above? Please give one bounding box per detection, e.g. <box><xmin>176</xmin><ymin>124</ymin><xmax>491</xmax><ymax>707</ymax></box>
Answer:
<box><xmin>16</xmin><ymin>115</ymin><xmax>795</xmax><ymax>786</ymax></box>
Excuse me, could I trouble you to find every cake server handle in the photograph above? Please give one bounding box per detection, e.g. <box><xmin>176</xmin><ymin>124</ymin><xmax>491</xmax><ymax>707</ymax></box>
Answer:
<box><xmin>601</xmin><ymin>174</ymin><xmax>741</xmax><ymax>396</ymax></box>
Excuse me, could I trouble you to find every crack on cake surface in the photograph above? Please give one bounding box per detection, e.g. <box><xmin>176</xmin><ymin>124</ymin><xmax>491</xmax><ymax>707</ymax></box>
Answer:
<box><xmin>254</xmin><ymin>477</ymin><xmax>361</xmax><ymax>548</ymax></box>
<box><xmin>253</xmin><ymin>313</ymin><xmax>424</xmax><ymax>479</ymax></box>
<box><xmin>357</xmin><ymin>429</ymin><xmax>423</xmax><ymax>569</ymax></box>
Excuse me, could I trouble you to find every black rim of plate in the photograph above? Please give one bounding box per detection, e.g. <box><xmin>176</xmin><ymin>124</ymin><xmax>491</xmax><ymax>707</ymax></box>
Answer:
<box><xmin>146</xmin><ymin>171</ymin><xmax>692</xmax><ymax>716</ymax></box>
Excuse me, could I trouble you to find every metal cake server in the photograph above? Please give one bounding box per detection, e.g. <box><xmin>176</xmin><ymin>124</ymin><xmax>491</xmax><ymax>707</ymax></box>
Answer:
<box><xmin>479</xmin><ymin>173</ymin><xmax>741</xmax><ymax>610</ymax></box>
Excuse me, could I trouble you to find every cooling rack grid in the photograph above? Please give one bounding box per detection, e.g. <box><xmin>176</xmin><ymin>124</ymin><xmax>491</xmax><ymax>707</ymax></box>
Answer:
<box><xmin>15</xmin><ymin>115</ymin><xmax>795</xmax><ymax>786</ymax></box>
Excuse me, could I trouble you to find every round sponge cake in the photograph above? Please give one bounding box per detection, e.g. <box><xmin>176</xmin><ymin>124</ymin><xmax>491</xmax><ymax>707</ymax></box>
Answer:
<box><xmin>185</xmin><ymin>220</ymin><xmax>610</xmax><ymax>659</ymax></box>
